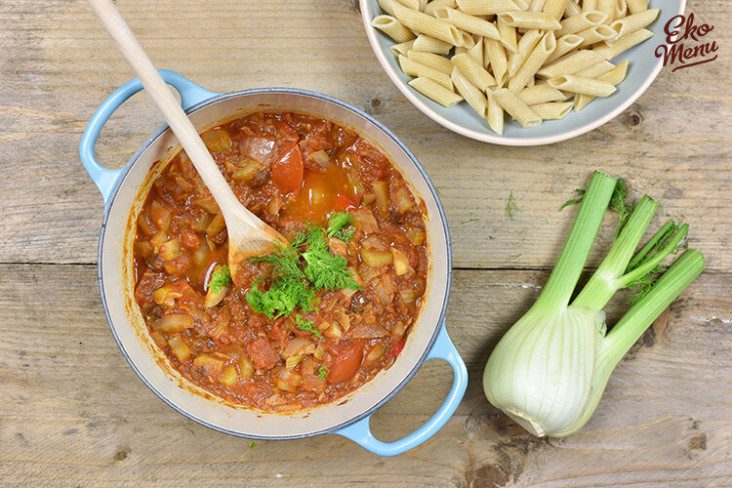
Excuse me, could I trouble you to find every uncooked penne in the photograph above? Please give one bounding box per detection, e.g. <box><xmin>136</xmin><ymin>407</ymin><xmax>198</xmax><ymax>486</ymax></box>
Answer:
<box><xmin>509</xmin><ymin>32</ymin><xmax>556</xmax><ymax>93</ymax></box>
<box><xmin>392</xmin><ymin>2</ymin><xmax>462</xmax><ymax>45</ymax></box>
<box><xmin>493</xmin><ymin>88</ymin><xmax>543</xmax><ymax>127</ymax></box>
<box><xmin>531</xmin><ymin>0</ymin><xmax>547</xmax><ymax>12</ymax></box>
<box><xmin>468</xmin><ymin>37</ymin><xmax>484</xmax><ymax>65</ymax></box>
<box><xmin>616</xmin><ymin>0</ymin><xmax>628</xmax><ymax>20</ymax></box>
<box><xmin>593</xmin><ymin>28</ymin><xmax>653</xmax><ymax>59</ymax></box>
<box><xmin>575</xmin><ymin>60</ymin><xmax>615</xmax><ymax>77</ymax></box>
<box><xmin>409</xmin><ymin>76</ymin><xmax>464</xmax><ymax>106</ymax></box>
<box><xmin>408</xmin><ymin>50</ymin><xmax>454</xmax><ymax>74</ymax></box>
<box><xmin>486</xmin><ymin>39</ymin><xmax>508</xmax><ymax>86</ymax></box>
<box><xmin>508</xmin><ymin>30</ymin><xmax>543</xmax><ymax>76</ymax></box>
<box><xmin>457</xmin><ymin>30</ymin><xmax>477</xmax><ymax>49</ymax></box>
<box><xmin>537</xmin><ymin>49</ymin><xmax>603</xmax><ymax>77</ymax></box>
<box><xmin>564</xmin><ymin>0</ymin><xmax>581</xmax><ymax>16</ymax></box>
<box><xmin>583</xmin><ymin>0</ymin><xmax>597</xmax><ymax>9</ymax></box>
<box><xmin>530</xmin><ymin>101</ymin><xmax>574</xmax><ymax>119</ymax></box>
<box><xmin>518</xmin><ymin>84</ymin><xmax>568</xmax><ymax>104</ymax></box>
<box><xmin>399</xmin><ymin>55</ymin><xmax>454</xmax><ymax>88</ymax></box>
<box><xmin>498</xmin><ymin>11</ymin><xmax>563</xmax><ymax>30</ymax></box>
<box><xmin>379</xmin><ymin>0</ymin><xmax>400</xmax><ymax>16</ymax></box>
<box><xmin>412</xmin><ymin>34</ymin><xmax>453</xmax><ymax>54</ymax></box>
<box><xmin>596</xmin><ymin>0</ymin><xmax>616</xmax><ymax>23</ymax></box>
<box><xmin>576</xmin><ymin>24</ymin><xmax>617</xmax><ymax>48</ymax></box>
<box><xmin>557</xmin><ymin>10</ymin><xmax>607</xmax><ymax>37</ymax></box>
<box><xmin>611</xmin><ymin>9</ymin><xmax>659</xmax><ymax>38</ymax></box>
<box><xmin>497</xmin><ymin>18</ymin><xmax>517</xmax><ymax>53</ymax></box>
<box><xmin>452</xmin><ymin>52</ymin><xmax>496</xmax><ymax>90</ymax></box>
<box><xmin>543</xmin><ymin>0</ymin><xmax>567</xmax><ymax>20</ymax></box>
<box><xmin>456</xmin><ymin>0</ymin><xmax>528</xmax><ymax>15</ymax></box>
<box><xmin>424</xmin><ymin>0</ymin><xmax>456</xmax><ymax>15</ymax></box>
<box><xmin>390</xmin><ymin>39</ymin><xmax>416</xmax><ymax>56</ymax></box>
<box><xmin>486</xmin><ymin>89</ymin><xmax>504</xmax><ymax>134</ymax></box>
<box><xmin>372</xmin><ymin>16</ymin><xmax>416</xmax><ymax>43</ymax></box>
<box><xmin>396</xmin><ymin>0</ymin><xmax>428</xmax><ymax>10</ymax></box>
<box><xmin>546</xmin><ymin>33</ymin><xmax>583</xmax><ymax>62</ymax></box>
<box><xmin>574</xmin><ymin>59</ymin><xmax>628</xmax><ymax>109</ymax></box>
<box><xmin>434</xmin><ymin>7</ymin><xmax>501</xmax><ymax>39</ymax></box>
<box><xmin>625</xmin><ymin>0</ymin><xmax>647</xmax><ymax>15</ymax></box>
<box><xmin>451</xmin><ymin>68</ymin><xmax>488</xmax><ymax>117</ymax></box>
<box><xmin>547</xmin><ymin>74</ymin><xmax>617</xmax><ymax>96</ymax></box>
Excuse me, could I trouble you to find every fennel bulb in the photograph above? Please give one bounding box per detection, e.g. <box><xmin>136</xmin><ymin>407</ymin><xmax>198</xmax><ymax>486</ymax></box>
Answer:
<box><xmin>483</xmin><ymin>172</ymin><xmax>705</xmax><ymax>438</ymax></box>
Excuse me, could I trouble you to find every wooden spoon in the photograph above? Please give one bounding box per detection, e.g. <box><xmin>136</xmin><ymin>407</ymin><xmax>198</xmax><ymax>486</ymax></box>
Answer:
<box><xmin>86</xmin><ymin>0</ymin><xmax>287</xmax><ymax>280</ymax></box>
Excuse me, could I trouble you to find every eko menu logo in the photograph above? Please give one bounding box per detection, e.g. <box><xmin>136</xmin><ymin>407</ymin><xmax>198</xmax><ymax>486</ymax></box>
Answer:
<box><xmin>655</xmin><ymin>13</ymin><xmax>718</xmax><ymax>72</ymax></box>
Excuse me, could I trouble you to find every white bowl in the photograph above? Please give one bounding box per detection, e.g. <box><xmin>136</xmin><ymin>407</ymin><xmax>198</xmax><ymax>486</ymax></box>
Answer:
<box><xmin>80</xmin><ymin>71</ymin><xmax>467</xmax><ymax>456</ymax></box>
<box><xmin>360</xmin><ymin>0</ymin><xmax>685</xmax><ymax>146</ymax></box>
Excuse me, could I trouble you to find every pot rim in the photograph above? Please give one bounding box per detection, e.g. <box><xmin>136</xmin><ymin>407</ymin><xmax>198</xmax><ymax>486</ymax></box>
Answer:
<box><xmin>96</xmin><ymin>86</ymin><xmax>454</xmax><ymax>439</ymax></box>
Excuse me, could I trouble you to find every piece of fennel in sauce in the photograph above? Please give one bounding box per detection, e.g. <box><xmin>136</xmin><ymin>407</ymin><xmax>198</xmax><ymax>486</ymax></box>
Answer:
<box><xmin>483</xmin><ymin>171</ymin><xmax>705</xmax><ymax>438</ymax></box>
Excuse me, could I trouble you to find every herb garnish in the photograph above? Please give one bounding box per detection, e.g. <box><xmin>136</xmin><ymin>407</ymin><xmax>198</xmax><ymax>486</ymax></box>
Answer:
<box><xmin>318</xmin><ymin>365</ymin><xmax>328</xmax><ymax>379</ymax></box>
<box><xmin>245</xmin><ymin>215</ymin><xmax>360</xmax><ymax>318</ymax></box>
<box><xmin>326</xmin><ymin>212</ymin><xmax>355</xmax><ymax>242</ymax></box>
<box><xmin>295</xmin><ymin>314</ymin><xmax>322</xmax><ymax>338</ymax></box>
<box><xmin>208</xmin><ymin>264</ymin><xmax>232</xmax><ymax>293</ymax></box>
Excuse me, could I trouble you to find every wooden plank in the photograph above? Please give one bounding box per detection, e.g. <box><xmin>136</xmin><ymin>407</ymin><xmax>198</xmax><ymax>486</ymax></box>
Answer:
<box><xmin>0</xmin><ymin>0</ymin><xmax>730</xmax><ymax>270</ymax></box>
<box><xmin>1</xmin><ymin>264</ymin><xmax>729</xmax><ymax>487</ymax></box>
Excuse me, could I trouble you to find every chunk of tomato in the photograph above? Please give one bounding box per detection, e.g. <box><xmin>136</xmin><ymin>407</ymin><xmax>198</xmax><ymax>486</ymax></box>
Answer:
<box><xmin>326</xmin><ymin>341</ymin><xmax>364</xmax><ymax>384</ymax></box>
<box><xmin>334</xmin><ymin>193</ymin><xmax>357</xmax><ymax>211</ymax></box>
<box><xmin>271</xmin><ymin>144</ymin><xmax>304</xmax><ymax>194</ymax></box>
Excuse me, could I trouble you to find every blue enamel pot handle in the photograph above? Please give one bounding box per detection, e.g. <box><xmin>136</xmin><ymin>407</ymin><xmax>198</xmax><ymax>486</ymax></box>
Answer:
<box><xmin>79</xmin><ymin>69</ymin><xmax>218</xmax><ymax>205</ymax></box>
<box><xmin>336</xmin><ymin>325</ymin><xmax>467</xmax><ymax>457</ymax></box>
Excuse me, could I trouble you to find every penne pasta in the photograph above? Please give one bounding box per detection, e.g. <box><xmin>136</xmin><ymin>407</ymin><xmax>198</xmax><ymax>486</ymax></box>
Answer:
<box><xmin>392</xmin><ymin>2</ymin><xmax>462</xmax><ymax>44</ymax></box>
<box><xmin>509</xmin><ymin>32</ymin><xmax>557</xmax><ymax>92</ymax></box>
<box><xmin>593</xmin><ymin>28</ymin><xmax>653</xmax><ymax>59</ymax></box>
<box><xmin>556</xmin><ymin>10</ymin><xmax>608</xmax><ymax>36</ymax></box>
<box><xmin>625</xmin><ymin>0</ymin><xmax>648</xmax><ymax>15</ymax></box>
<box><xmin>468</xmin><ymin>37</ymin><xmax>484</xmax><ymax>65</ymax></box>
<box><xmin>412</xmin><ymin>33</ymin><xmax>453</xmax><ymax>54</ymax></box>
<box><xmin>564</xmin><ymin>0</ymin><xmax>581</xmax><ymax>16</ymax></box>
<box><xmin>396</xmin><ymin>0</ymin><xmax>428</xmax><ymax>10</ymax></box>
<box><xmin>543</xmin><ymin>0</ymin><xmax>568</xmax><ymax>20</ymax></box>
<box><xmin>372</xmin><ymin>0</ymin><xmax>657</xmax><ymax>132</ymax></box>
<box><xmin>616</xmin><ymin>0</ymin><xmax>628</xmax><ymax>20</ymax></box>
<box><xmin>451</xmin><ymin>68</ymin><xmax>489</xmax><ymax>117</ymax></box>
<box><xmin>456</xmin><ymin>0</ymin><xmax>528</xmax><ymax>15</ymax></box>
<box><xmin>611</xmin><ymin>8</ymin><xmax>659</xmax><ymax>38</ymax></box>
<box><xmin>424</xmin><ymin>0</ymin><xmax>456</xmax><ymax>15</ymax></box>
<box><xmin>452</xmin><ymin>52</ymin><xmax>496</xmax><ymax>90</ymax></box>
<box><xmin>508</xmin><ymin>30</ymin><xmax>544</xmax><ymax>76</ymax></box>
<box><xmin>498</xmin><ymin>11</ymin><xmax>563</xmax><ymax>30</ymax></box>
<box><xmin>399</xmin><ymin>54</ymin><xmax>454</xmax><ymax>88</ymax></box>
<box><xmin>486</xmin><ymin>39</ymin><xmax>508</xmax><ymax>87</ymax></box>
<box><xmin>390</xmin><ymin>39</ymin><xmax>417</xmax><ymax>56</ymax></box>
<box><xmin>576</xmin><ymin>24</ymin><xmax>618</xmax><ymax>48</ymax></box>
<box><xmin>497</xmin><ymin>18</ymin><xmax>518</xmax><ymax>52</ymax></box>
<box><xmin>530</xmin><ymin>0</ymin><xmax>547</xmax><ymax>12</ymax></box>
<box><xmin>372</xmin><ymin>15</ymin><xmax>416</xmax><ymax>43</ymax></box>
<box><xmin>596</xmin><ymin>0</ymin><xmax>616</xmax><ymax>23</ymax></box>
<box><xmin>486</xmin><ymin>89</ymin><xmax>504</xmax><ymax>134</ymax></box>
<box><xmin>530</xmin><ymin>101</ymin><xmax>574</xmax><ymax>119</ymax></box>
<box><xmin>547</xmin><ymin>73</ymin><xmax>617</xmax><ymax>96</ymax></box>
<box><xmin>408</xmin><ymin>50</ymin><xmax>454</xmax><ymax>74</ymax></box>
<box><xmin>434</xmin><ymin>7</ymin><xmax>501</xmax><ymax>39</ymax></box>
<box><xmin>537</xmin><ymin>49</ymin><xmax>603</xmax><ymax>77</ymax></box>
<box><xmin>493</xmin><ymin>88</ymin><xmax>543</xmax><ymax>127</ymax></box>
<box><xmin>546</xmin><ymin>33</ymin><xmax>583</xmax><ymax>62</ymax></box>
<box><xmin>409</xmin><ymin>76</ymin><xmax>464</xmax><ymax>106</ymax></box>
<box><xmin>574</xmin><ymin>59</ymin><xmax>628</xmax><ymax>109</ymax></box>
<box><xmin>575</xmin><ymin>60</ymin><xmax>615</xmax><ymax>77</ymax></box>
<box><xmin>518</xmin><ymin>84</ymin><xmax>568</xmax><ymax>104</ymax></box>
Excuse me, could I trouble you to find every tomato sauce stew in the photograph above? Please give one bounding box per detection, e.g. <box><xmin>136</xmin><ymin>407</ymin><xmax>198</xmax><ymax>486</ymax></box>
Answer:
<box><xmin>133</xmin><ymin>112</ymin><xmax>428</xmax><ymax>412</ymax></box>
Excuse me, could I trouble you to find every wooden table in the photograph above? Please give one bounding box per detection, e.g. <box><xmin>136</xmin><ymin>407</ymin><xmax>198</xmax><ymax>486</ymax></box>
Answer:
<box><xmin>1</xmin><ymin>0</ymin><xmax>730</xmax><ymax>486</ymax></box>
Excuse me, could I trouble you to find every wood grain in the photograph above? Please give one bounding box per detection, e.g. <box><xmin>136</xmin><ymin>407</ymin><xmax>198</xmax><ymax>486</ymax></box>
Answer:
<box><xmin>0</xmin><ymin>265</ymin><xmax>730</xmax><ymax>487</ymax></box>
<box><xmin>1</xmin><ymin>0</ymin><xmax>730</xmax><ymax>486</ymax></box>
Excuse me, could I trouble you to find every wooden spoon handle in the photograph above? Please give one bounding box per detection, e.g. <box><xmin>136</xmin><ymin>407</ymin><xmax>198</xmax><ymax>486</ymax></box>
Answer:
<box><xmin>86</xmin><ymin>0</ymin><xmax>261</xmax><ymax>227</ymax></box>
